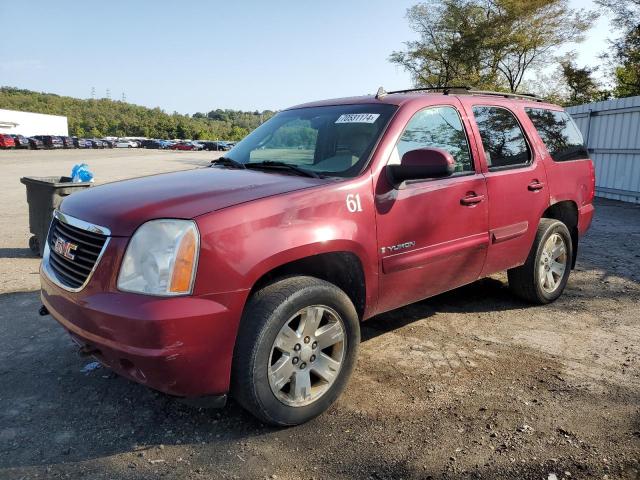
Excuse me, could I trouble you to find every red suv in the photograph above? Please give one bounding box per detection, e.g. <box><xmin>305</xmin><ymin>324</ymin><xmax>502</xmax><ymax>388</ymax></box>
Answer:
<box><xmin>0</xmin><ymin>134</ymin><xmax>16</xmax><ymax>149</ymax></box>
<box><xmin>39</xmin><ymin>88</ymin><xmax>595</xmax><ymax>425</ymax></box>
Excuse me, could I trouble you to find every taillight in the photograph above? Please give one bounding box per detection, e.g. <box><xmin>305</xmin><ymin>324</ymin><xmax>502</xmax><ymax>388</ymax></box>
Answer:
<box><xmin>588</xmin><ymin>160</ymin><xmax>596</xmax><ymax>203</ymax></box>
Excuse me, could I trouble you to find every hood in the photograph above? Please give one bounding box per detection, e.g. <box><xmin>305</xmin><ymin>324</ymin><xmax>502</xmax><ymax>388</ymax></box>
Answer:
<box><xmin>60</xmin><ymin>167</ymin><xmax>329</xmax><ymax>236</ymax></box>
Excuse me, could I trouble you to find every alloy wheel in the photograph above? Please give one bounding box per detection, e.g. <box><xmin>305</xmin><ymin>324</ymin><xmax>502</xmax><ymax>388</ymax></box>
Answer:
<box><xmin>268</xmin><ymin>305</ymin><xmax>346</xmax><ymax>407</ymax></box>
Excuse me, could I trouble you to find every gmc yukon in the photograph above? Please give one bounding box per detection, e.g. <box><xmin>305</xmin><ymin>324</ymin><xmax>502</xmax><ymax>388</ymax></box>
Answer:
<box><xmin>39</xmin><ymin>88</ymin><xmax>595</xmax><ymax>425</ymax></box>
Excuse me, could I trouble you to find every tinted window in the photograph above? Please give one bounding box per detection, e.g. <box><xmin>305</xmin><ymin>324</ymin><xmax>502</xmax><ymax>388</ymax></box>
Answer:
<box><xmin>391</xmin><ymin>106</ymin><xmax>473</xmax><ymax>173</ymax></box>
<box><xmin>472</xmin><ymin>106</ymin><xmax>530</xmax><ymax>169</ymax></box>
<box><xmin>525</xmin><ymin>108</ymin><xmax>588</xmax><ymax>162</ymax></box>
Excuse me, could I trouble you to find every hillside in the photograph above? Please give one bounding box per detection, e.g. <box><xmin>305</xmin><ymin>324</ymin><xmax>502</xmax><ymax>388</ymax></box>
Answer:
<box><xmin>0</xmin><ymin>87</ymin><xmax>275</xmax><ymax>140</ymax></box>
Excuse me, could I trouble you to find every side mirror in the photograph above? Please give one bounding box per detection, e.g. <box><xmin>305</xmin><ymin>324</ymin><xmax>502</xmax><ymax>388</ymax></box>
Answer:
<box><xmin>387</xmin><ymin>147</ymin><xmax>455</xmax><ymax>186</ymax></box>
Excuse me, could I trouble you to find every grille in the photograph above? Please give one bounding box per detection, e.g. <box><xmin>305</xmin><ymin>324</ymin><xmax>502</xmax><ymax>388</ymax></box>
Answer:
<box><xmin>47</xmin><ymin>216</ymin><xmax>108</xmax><ymax>289</ymax></box>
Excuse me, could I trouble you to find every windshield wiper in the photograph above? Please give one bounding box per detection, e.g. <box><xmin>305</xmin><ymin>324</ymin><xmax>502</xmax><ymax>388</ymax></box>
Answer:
<box><xmin>210</xmin><ymin>157</ymin><xmax>246</xmax><ymax>169</ymax></box>
<box><xmin>245</xmin><ymin>161</ymin><xmax>320</xmax><ymax>178</ymax></box>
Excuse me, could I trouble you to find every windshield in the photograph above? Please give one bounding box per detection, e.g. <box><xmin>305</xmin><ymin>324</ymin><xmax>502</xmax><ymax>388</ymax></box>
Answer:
<box><xmin>225</xmin><ymin>104</ymin><xmax>397</xmax><ymax>177</ymax></box>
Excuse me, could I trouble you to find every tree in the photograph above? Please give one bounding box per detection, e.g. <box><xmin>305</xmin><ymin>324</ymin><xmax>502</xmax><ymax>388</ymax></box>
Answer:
<box><xmin>390</xmin><ymin>0</ymin><xmax>596</xmax><ymax>92</ymax></box>
<box><xmin>560</xmin><ymin>59</ymin><xmax>605</xmax><ymax>105</ymax></box>
<box><xmin>596</xmin><ymin>0</ymin><xmax>640</xmax><ymax>97</ymax></box>
<box><xmin>389</xmin><ymin>1</ymin><xmax>499</xmax><ymax>89</ymax></box>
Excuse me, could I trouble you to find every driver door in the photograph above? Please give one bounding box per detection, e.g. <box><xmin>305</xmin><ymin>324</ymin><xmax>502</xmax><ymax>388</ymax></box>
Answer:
<box><xmin>374</xmin><ymin>103</ymin><xmax>489</xmax><ymax>314</ymax></box>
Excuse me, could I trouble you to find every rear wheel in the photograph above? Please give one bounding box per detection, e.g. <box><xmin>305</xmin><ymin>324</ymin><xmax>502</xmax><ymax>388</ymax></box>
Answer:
<box><xmin>508</xmin><ymin>219</ymin><xmax>572</xmax><ymax>304</ymax></box>
<box><xmin>232</xmin><ymin>276</ymin><xmax>359</xmax><ymax>426</ymax></box>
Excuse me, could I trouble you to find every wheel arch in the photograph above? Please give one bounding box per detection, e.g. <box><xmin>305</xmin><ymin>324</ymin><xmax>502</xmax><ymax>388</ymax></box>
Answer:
<box><xmin>542</xmin><ymin>200</ymin><xmax>579</xmax><ymax>268</ymax></box>
<box><xmin>247</xmin><ymin>250</ymin><xmax>368</xmax><ymax>320</ymax></box>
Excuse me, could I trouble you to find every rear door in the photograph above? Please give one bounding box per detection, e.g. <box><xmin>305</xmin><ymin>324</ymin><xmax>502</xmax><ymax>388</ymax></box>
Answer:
<box><xmin>462</xmin><ymin>101</ymin><xmax>550</xmax><ymax>275</ymax></box>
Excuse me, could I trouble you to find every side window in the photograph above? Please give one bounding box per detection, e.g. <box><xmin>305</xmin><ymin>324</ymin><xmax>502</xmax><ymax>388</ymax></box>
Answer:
<box><xmin>391</xmin><ymin>106</ymin><xmax>473</xmax><ymax>173</ymax></box>
<box><xmin>525</xmin><ymin>108</ymin><xmax>589</xmax><ymax>162</ymax></box>
<box><xmin>472</xmin><ymin>106</ymin><xmax>531</xmax><ymax>169</ymax></box>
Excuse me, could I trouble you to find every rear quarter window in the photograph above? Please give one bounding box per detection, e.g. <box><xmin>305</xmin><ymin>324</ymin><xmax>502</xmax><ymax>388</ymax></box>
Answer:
<box><xmin>525</xmin><ymin>108</ymin><xmax>589</xmax><ymax>162</ymax></box>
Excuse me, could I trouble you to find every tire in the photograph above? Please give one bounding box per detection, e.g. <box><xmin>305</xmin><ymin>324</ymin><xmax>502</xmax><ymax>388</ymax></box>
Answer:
<box><xmin>28</xmin><ymin>235</ymin><xmax>40</xmax><ymax>257</ymax></box>
<box><xmin>508</xmin><ymin>219</ymin><xmax>573</xmax><ymax>304</ymax></box>
<box><xmin>231</xmin><ymin>276</ymin><xmax>360</xmax><ymax>426</ymax></box>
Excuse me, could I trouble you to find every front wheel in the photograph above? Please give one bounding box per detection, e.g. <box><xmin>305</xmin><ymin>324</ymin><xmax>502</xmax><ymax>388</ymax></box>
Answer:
<box><xmin>232</xmin><ymin>276</ymin><xmax>360</xmax><ymax>426</ymax></box>
<box><xmin>508</xmin><ymin>219</ymin><xmax>573</xmax><ymax>304</ymax></box>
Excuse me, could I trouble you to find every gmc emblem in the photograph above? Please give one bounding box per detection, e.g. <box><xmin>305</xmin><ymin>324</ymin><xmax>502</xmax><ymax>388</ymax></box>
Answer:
<box><xmin>53</xmin><ymin>237</ymin><xmax>78</xmax><ymax>260</ymax></box>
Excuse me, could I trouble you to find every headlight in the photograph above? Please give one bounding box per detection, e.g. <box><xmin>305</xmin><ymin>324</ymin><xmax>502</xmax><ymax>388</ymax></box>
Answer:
<box><xmin>117</xmin><ymin>219</ymin><xmax>199</xmax><ymax>296</ymax></box>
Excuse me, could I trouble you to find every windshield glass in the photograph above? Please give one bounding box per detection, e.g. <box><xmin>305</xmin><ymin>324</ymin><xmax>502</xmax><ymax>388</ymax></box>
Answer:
<box><xmin>225</xmin><ymin>104</ymin><xmax>397</xmax><ymax>177</ymax></box>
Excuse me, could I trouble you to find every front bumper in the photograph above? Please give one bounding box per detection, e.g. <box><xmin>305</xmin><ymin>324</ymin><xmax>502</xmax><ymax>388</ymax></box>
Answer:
<box><xmin>41</xmin><ymin>271</ymin><xmax>248</xmax><ymax>397</ymax></box>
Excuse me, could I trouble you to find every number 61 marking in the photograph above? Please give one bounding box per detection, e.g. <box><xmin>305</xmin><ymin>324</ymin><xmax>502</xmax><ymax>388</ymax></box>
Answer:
<box><xmin>346</xmin><ymin>193</ymin><xmax>362</xmax><ymax>213</ymax></box>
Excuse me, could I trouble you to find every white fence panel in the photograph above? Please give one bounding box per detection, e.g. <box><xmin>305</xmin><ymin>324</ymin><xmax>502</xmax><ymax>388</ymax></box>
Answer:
<box><xmin>567</xmin><ymin>96</ymin><xmax>640</xmax><ymax>204</ymax></box>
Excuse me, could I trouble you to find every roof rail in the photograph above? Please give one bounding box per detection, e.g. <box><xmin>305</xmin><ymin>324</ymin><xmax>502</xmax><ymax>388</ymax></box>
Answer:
<box><xmin>378</xmin><ymin>86</ymin><xmax>544</xmax><ymax>102</ymax></box>
<box><xmin>467</xmin><ymin>89</ymin><xmax>543</xmax><ymax>102</ymax></box>
<box><xmin>386</xmin><ymin>86</ymin><xmax>473</xmax><ymax>95</ymax></box>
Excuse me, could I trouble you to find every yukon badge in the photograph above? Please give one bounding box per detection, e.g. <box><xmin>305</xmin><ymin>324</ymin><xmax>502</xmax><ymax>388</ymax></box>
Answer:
<box><xmin>381</xmin><ymin>241</ymin><xmax>416</xmax><ymax>255</ymax></box>
<box><xmin>53</xmin><ymin>237</ymin><xmax>78</xmax><ymax>260</ymax></box>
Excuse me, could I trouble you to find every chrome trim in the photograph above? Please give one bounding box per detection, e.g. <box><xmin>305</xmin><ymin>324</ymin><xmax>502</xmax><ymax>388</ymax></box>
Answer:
<box><xmin>41</xmin><ymin>211</ymin><xmax>111</xmax><ymax>293</ymax></box>
<box><xmin>53</xmin><ymin>210</ymin><xmax>111</xmax><ymax>236</ymax></box>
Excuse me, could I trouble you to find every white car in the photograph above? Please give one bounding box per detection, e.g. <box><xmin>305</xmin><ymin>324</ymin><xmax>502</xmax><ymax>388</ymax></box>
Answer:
<box><xmin>116</xmin><ymin>140</ymin><xmax>138</xmax><ymax>148</ymax></box>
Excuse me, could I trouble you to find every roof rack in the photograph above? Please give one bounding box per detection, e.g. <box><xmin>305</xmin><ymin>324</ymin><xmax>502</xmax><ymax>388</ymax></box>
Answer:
<box><xmin>382</xmin><ymin>86</ymin><xmax>473</xmax><ymax>97</ymax></box>
<box><xmin>376</xmin><ymin>85</ymin><xmax>543</xmax><ymax>102</ymax></box>
<box><xmin>467</xmin><ymin>89</ymin><xmax>543</xmax><ymax>102</ymax></box>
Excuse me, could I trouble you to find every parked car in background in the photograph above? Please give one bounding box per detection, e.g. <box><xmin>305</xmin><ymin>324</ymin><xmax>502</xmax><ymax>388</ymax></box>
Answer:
<box><xmin>102</xmin><ymin>140</ymin><xmax>115</xmax><ymax>148</ymax></box>
<box><xmin>34</xmin><ymin>135</ymin><xmax>64</xmax><ymax>149</ymax></box>
<box><xmin>116</xmin><ymin>139</ymin><xmax>138</xmax><ymax>148</ymax></box>
<box><xmin>141</xmin><ymin>139</ymin><xmax>162</xmax><ymax>149</ymax></box>
<box><xmin>59</xmin><ymin>136</ymin><xmax>76</xmax><ymax>149</ymax></box>
<box><xmin>215</xmin><ymin>141</ymin><xmax>232</xmax><ymax>151</ymax></box>
<box><xmin>169</xmin><ymin>142</ymin><xmax>201</xmax><ymax>151</ymax></box>
<box><xmin>72</xmin><ymin>137</ymin><xmax>88</xmax><ymax>148</ymax></box>
<box><xmin>0</xmin><ymin>134</ymin><xmax>16</xmax><ymax>149</ymax></box>
<box><xmin>198</xmin><ymin>141</ymin><xmax>226</xmax><ymax>151</ymax></box>
<box><xmin>28</xmin><ymin>137</ymin><xmax>45</xmax><ymax>149</ymax></box>
<box><xmin>10</xmin><ymin>134</ymin><xmax>30</xmax><ymax>149</ymax></box>
<box><xmin>91</xmin><ymin>139</ymin><xmax>106</xmax><ymax>149</ymax></box>
<box><xmin>158</xmin><ymin>140</ymin><xmax>174</xmax><ymax>149</ymax></box>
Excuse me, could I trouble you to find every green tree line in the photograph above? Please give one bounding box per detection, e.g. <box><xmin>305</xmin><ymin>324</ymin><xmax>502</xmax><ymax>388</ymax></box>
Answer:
<box><xmin>0</xmin><ymin>87</ymin><xmax>275</xmax><ymax>140</ymax></box>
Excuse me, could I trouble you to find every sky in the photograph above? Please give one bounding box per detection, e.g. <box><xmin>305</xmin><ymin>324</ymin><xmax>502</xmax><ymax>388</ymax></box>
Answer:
<box><xmin>2</xmin><ymin>0</ymin><xmax>617</xmax><ymax>114</ymax></box>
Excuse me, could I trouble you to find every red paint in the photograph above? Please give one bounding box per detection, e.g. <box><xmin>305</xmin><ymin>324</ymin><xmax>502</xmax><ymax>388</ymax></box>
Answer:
<box><xmin>0</xmin><ymin>134</ymin><xmax>16</xmax><ymax>148</ymax></box>
<box><xmin>42</xmin><ymin>92</ymin><xmax>595</xmax><ymax>398</ymax></box>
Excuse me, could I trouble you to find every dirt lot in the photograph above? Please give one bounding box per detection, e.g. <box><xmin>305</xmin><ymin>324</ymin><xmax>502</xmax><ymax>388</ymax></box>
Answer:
<box><xmin>0</xmin><ymin>149</ymin><xmax>638</xmax><ymax>480</ymax></box>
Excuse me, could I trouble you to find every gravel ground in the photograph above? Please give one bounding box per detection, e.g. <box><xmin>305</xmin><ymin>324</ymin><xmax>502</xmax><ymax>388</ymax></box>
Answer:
<box><xmin>0</xmin><ymin>149</ymin><xmax>638</xmax><ymax>480</ymax></box>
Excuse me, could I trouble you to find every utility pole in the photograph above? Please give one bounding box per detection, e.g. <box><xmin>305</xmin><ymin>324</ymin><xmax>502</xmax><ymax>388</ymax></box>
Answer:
<box><xmin>91</xmin><ymin>86</ymin><xmax>95</xmax><ymax>99</ymax></box>
<box><xmin>121</xmin><ymin>92</ymin><xmax>126</xmax><ymax>102</ymax></box>
<box><xmin>106</xmin><ymin>88</ymin><xmax>111</xmax><ymax>100</ymax></box>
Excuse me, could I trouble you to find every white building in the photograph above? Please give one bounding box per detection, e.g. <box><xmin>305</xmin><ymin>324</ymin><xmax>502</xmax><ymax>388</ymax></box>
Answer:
<box><xmin>0</xmin><ymin>109</ymin><xmax>68</xmax><ymax>137</ymax></box>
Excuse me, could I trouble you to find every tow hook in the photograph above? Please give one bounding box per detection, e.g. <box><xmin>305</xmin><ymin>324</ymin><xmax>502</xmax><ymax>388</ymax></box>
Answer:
<box><xmin>38</xmin><ymin>305</ymin><xmax>49</xmax><ymax>316</ymax></box>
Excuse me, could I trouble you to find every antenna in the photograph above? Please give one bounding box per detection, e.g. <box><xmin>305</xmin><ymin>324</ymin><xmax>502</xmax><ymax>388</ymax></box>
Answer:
<box><xmin>375</xmin><ymin>86</ymin><xmax>387</xmax><ymax>99</ymax></box>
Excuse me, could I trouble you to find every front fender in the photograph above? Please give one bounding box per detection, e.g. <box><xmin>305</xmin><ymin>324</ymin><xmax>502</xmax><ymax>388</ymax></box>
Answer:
<box><xmin>193</xmin><ymin>177</ymin><xmax>379</xmax><ymax>306</ymax></box>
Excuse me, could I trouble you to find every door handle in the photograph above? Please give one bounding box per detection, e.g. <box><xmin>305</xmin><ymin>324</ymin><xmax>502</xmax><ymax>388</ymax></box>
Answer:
<box><xmin>528</xmin><ymin>181</ymin><xmax>545</xmax><ymax>191</ymax></box>
<box><xmin>460</xmin><ymin>193</ymin><xmax>485</xmax><ymax>206</ymax></box>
